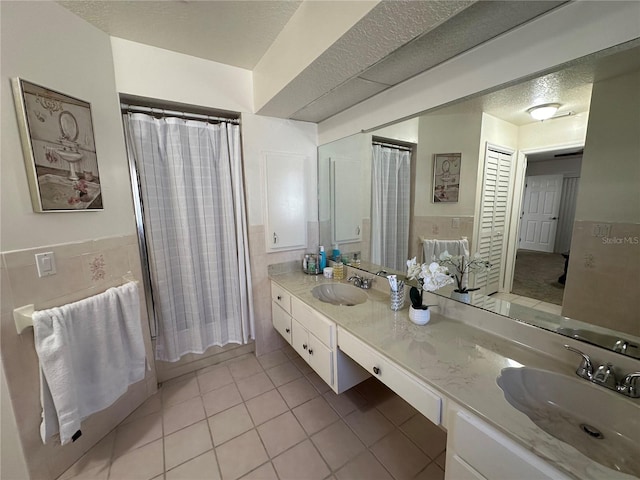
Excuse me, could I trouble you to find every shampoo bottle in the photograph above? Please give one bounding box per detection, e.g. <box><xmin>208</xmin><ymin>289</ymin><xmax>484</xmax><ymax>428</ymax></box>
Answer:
<box><xmin>319</xmin><ymin>246</ymin><xmax>327</xmax><ymax>270</ymax></box>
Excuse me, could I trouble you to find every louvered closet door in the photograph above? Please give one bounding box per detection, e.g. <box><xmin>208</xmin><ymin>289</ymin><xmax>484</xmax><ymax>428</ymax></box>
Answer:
<box><xmin>475</xmin><ymin>146</ymin><xmax>513</xmax><ymax>295</ymax></box>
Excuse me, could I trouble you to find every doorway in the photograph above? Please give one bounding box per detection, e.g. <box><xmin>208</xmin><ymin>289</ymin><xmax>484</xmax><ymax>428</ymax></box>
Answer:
<box><xmin>508</xmin><ymin>147</ymin><xmax>582</xmax><ymax>306</ymax></box>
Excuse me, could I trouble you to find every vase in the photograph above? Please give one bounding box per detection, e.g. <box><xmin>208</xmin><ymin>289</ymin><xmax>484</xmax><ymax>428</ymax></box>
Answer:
<box><xmin>409</xmin><ymin>305</ymin><xmax>431</xmax><ymax>325</ymax></box>
<box><xmin>450</xmin><ymin>291</ymin><xmax>470</xmax><ymax>303</ymax></box>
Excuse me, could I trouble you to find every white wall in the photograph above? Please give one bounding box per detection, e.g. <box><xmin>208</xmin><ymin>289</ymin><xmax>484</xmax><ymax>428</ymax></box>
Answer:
<box><xmin>518</xmin><ymin>113</ymin><xmax>588</xmax><ymax>152</ymax></box>
<box><xmin>0</xmin><ymin>356</ymin><xmax>28</xmax><ymax>480</ymax></box>
<box><xmin>1</xmin><ymin>2</ymin><xmax>136</xmax><ymax>252</ymax></box>
<box><xmin>318</xmin><ymin>1</ymin><xmax>640</xmax><ymax>144</ymax></box>
<box><xmin>526</xmin><ymin>157</ymin><xmax>582</xmax><ymax>177</ymax></box>
<box><xmin>111</xmin><ymin>37</ymin><xmax>253</xmax><ymax>113</ymax></box>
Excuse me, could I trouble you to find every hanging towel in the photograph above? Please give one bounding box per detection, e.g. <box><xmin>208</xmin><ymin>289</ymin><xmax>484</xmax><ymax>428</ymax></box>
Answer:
<box><xmin>422</xmin><ymin>238</ymin><xmax>470</xmax><ymax>262</ymax></box>
<box><xmin>33</xmin><ymin>281</ymin><xmax>145</xmax><ymax>445</ymax></box>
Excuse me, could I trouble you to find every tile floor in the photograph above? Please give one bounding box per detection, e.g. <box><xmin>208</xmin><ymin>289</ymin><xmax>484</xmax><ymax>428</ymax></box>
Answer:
<box><xmin>491</xmin><ymin>292</ymin><xmax>563</xmax><ymax>315</ymax></box>
<box><xmin>60</xmin><ymin>346</ymin><xmax>447</xmax><ymax>480</ymax></box>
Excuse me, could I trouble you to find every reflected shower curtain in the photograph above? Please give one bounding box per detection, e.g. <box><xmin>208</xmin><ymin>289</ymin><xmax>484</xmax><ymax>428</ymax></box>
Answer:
<box><xmin>124</xmin><ymin>113</ymin><xmax>254</xmax><ymax>362</ymax></box>
<box><xmin>371</xmin><ymin>144</ymin><xmax>411</xmax><ymax>271</ymax></box>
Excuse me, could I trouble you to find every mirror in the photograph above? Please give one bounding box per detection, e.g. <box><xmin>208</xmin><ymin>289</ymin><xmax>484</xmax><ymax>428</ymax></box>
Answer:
<box><xmin>319</xmin><ymin>42</ymin><xmax>640</xmax><ymax>359</ymax></box>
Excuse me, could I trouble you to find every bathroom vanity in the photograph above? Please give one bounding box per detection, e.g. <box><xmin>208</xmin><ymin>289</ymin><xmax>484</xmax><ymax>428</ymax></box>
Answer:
<box><xmin>270</xmin><ymin>271</ymin><xmax>640</xmax><ymax>480</ymax></box>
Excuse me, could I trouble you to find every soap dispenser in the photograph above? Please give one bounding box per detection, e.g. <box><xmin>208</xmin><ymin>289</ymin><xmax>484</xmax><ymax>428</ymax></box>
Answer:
<box><xmin>319</xmin><ymin>246</ymin><xmax>327</xmax><ymax>270</ymax></box>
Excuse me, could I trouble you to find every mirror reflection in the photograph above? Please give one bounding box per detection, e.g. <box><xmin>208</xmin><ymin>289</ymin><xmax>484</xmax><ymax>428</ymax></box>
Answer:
<box><xmin>319</xmin><ymin>42</ymin><xmax>640</xmax><ymax>359</ymax></box>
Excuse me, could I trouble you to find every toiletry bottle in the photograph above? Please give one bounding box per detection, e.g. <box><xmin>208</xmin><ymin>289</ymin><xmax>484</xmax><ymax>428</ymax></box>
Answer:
<box><xmin>319</xmin><ymin>246</ymin><xmax>327</xmax><ymax>270</ymax></box>
<box><xmin>308</xmin><ymin>255</ymin><xmax>316</xmax><ymax>274</ymax></box>
<box><xmin>332</xmin><ymin>244</ymin><xmax>340</xmax><ymax>261</ymax></box>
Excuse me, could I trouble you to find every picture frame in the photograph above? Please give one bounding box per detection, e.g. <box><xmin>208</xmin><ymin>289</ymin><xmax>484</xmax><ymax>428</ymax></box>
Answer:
<box><xmin>12</xmin><ymin>78</ymin><xmax>102</xmax><ymax>212</ymax></box>
<box><xmin>433</xmin><ymin>153</ymin><xmax>461</xmax><ymax>203</ymax></box>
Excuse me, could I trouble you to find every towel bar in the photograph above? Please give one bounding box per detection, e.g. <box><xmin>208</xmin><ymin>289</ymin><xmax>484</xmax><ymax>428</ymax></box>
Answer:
<box><xmin>13</xmin><ymin>273</ymin><xmax>139</xmax><ymax>334</ymax></box>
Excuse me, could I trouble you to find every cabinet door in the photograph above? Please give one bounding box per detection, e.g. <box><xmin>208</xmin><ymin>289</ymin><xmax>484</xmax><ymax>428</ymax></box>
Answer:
<box><xmin>291</xmin><ymin>318</ymin><xmax>309</xmax><ymax>360</ymax></box>
<box><xmin>446</xmin><ymin>454</ymin><xmax>487</xmax><ymax>480</ymax></box>
<box><xmin>307</xmin><ymin>334</ymin><xmax>333</xmax><ymax>387</ymax></box>
<box><xmin>272</xmin><ymin>302</ymin><xmax>292</xmax><ymax>344</ymax></box>
<box><xmin>264</xmin><ymin>152</ymin><xmax>307</xmax><ymax>251</ymax></box>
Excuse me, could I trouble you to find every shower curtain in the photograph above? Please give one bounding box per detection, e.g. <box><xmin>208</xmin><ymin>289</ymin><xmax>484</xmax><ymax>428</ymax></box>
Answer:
<box><xmin>124</xmin><ymin>113</ymin><xmax>254</xmax><ymax>362</ymax></box>
<box><xmin>371</xmin><ymin>144</ymin><xmax>411</xmax><ymax>271</ymax></box>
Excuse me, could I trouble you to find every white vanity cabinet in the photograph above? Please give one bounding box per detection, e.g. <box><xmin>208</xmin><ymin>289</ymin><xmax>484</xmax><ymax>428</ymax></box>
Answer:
<box><xmin>337</xmin><ymin>328</ymin><xmax>443</xmax><ymax>426</ymax></box>
<box><xmin>270</xmin><ymin>281</ymin><xmax>368</xmax><ymax>393</ymax></box>
<box><xmin>445</xmin><ymin>405</ymin><xmax>570</xmax><ymax>480</ymax></box>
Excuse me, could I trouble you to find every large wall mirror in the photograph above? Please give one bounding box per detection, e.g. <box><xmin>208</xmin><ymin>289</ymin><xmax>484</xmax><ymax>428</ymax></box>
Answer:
<box><xmin>319</xmin><ymin>41</ymin><xmax>640</xmax><ymax>359</ymax></box>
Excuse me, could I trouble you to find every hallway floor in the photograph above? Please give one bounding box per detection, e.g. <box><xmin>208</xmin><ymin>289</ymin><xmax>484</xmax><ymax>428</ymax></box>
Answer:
<box><xmin>60</xmin><ymin>346</ymin><xmax>446</xmax><ymax>480</ymax></box>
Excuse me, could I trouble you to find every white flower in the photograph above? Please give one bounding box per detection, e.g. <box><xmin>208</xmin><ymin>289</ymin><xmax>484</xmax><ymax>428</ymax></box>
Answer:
<box><xmin>406</xmin><ymin>258</ymin><xmax>454</xmax><ymax>292</ymax></box>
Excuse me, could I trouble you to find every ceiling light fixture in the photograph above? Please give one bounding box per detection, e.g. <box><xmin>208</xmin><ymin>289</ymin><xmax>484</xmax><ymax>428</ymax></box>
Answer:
<box><xmin>527</xmin><ymin>103</ymin><xmax>561</xmax><ymax>121</ymax></box>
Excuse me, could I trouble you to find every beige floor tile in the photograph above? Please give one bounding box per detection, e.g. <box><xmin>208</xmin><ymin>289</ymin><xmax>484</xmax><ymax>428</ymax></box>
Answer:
<box><xmin>280</xmin><ymin>344</ymin><xmax>298</xmax><ymax>359</ymax></box>
<box><xmin>239</xmin><ymin>462</ymin><xmax>278</xmax><ymax>480</ymax></box>
<box><xmin>162</xmin><ymin>376</ymin><xmax>201</xmax><ymax>407</ymax></box>
<box><xmin>371</xmin><ymin>430</ymin><xmax>430</xmax><ymax>479</ymax></box>
<box><xmin>60</xmin><ymin>431</ymin><xmax>115</xmax><ymax>480</ymax></box>
<box><xmin>208</xmin><ymin>403</ymin><xmax>254</xmax><ymax>446</ymax></box>
<box><xmin>109</xmin><ymin>438</ymin><xmax>164</xmax><ymax>480</ymax></box>
<box><xmin>278</xmin><ymin>377</ymin><xmax>319</xmax><ymax>408</ymax></box>
<box><xmin>377</xmin><ymin>394</ymin><xmax>418</xmax><ymax>426</ymax></box>
<box><xmin>291</xmin><ymin>355</ymin><xmax>314</xmax><ymax>375</ymax></box>
<box><xmin>228</xmin><ymin>356</ymin><xmax>263</xmax><ymax>380</ymax></box>
<box><xmin>257</xmin><ymin>350</ymin><xmax>289</xmax><ymax>370</ymax></box>
<box><xmin>265</xmin><ymin>362</ymin><xmax>302</xmax><ymax>387</ymax></box>
<box><xmin>413</xmin><ymin>462</ymin><xmax>445</xmax><ymax>480</ymax></box>
<box><xmin>202</xmin><ymin>383</ymin><xmax>243</xmax><ymax>417</ymax></box>
<box><xmin>272</xmin><ymin>440</ymin><xmax>330</xmax><ymax>480</ymax></box>
<box><xmin>257</xmin><ymin>411</ymin><xmax>306</xmax><ymax>458</ymax></box>
<box><xmin>215</xmin><ymin>430</ymin><xmax>269</xmax><ymax>480</ymax></box>
<box><xmin>196</xmin><ymin>365</ymin><xmax>234</xmax><ymax>394</ymax></box>
<box><xmin>245</xmin><ymin>389</ymin><xmax>289</xmax><ymax>426</ymax></box>
<box><xmin>236</xmin><ymin>371</ymin><xmax>275</xmax><ymax>400</ymax></box>
<box><xmin>510</xmin><ymin>296</ymin><xmax>541</xmax><ymax>307</ymax></box>
<box><xmin>121</xmin><ymin>393</ymin><xmax>162</xmax><ymax>425</ymax></box>
<box><xmin>165</xmin><ymin>450</ymin><xmax>220</xmax><ymax>480</ymax></box>
<box><xmin>164</xmin><ymin>420</ymin><xmax>213</xmax><ymax>471</ymax></box>
<box><xmin>311</xmin><ymin>420</ymin><xmax>365</xmax><ymax>470</ymax></box>
<box><xmin>292</xmin><ymin>396</ymin><xmax>339</xmax><ymax>435</ymax></box>
<box><xmin>113</xmin><ymin>412</ymin><xmax>163</xmax><ymax>458</ymax></box>
<box><xmin>344</xmin><ymin>407</ymin><xmax>394</xmax><ymax>447</ymax></box>
<box><xmin>323</xmin><ymin>389</ymin><xmax>367</xmax><ymax>417</ymax></box>
<box><xmin>306</xmin><ymin>372</ymin><xmax>331</xmax><ymax>394</ymax></box>
<box><xmin>400</xmin><ymin>414</ymin><xmax>447</xmax><ymax>460</ymax></box>
<box><xmin>335</xmin><ymin>450</ymin><xmax>393</xmax><ymax>480</ymax></box>
<box><xmin>163</xmin><ymin>395</ymin><xmax>206</xmax><ymax>435</ymax></box>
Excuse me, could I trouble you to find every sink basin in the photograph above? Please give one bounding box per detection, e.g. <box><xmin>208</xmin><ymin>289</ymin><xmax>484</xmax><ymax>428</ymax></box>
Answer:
<box><xmin>311</xmin><ymin>284</ymin><xmax>367</xmax><ymax>306</ymax></box>
<box><xmin>497</xmin><ymin>367</ymin><xmax>640</xmax><ymax>476</ymax></box>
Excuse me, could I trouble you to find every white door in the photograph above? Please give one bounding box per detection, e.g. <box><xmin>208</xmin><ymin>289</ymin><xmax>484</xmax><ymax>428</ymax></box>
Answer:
<box><xmin>475</xmin><ymin>146</ymin><xmax>514</xmax><ymax>295</ymax></box>
<box><xmin>519</xmin><ymin>175</ymin><xmax>563</xmax><ymax>252</ymax></box>
<box><xmin>331</xmin><ymin>158</ymin><xmax>362</xmax><ymax>243</ymax></box>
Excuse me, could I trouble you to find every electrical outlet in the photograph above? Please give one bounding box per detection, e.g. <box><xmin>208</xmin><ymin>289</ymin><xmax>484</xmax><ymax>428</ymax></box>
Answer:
<box><xmin>591</xmin><ymin>224</ymin><xmax>611</xmax><ymax>237</ymax></box>
<box><xmin>452</xmin><ymin>217</ymin><xmax>460</xmax><ymax>229</ymax></box>
<box><xmin>35</xmin><ymin>252</ymin><xmax>56</xmax><ymax>277</ymax></box>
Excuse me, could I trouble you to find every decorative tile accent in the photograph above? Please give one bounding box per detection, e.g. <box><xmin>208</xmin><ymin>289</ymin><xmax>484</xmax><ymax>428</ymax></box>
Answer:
<box><xmin>89</xmin><ymin>253</ymin><xmax>106</xmax><ymax>281</ymax></box>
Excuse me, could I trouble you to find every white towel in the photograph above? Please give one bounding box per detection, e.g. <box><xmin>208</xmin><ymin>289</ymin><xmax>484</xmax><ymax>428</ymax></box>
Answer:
<box><xmin>33</xmin><ymin>282</ymin><xmax>145</xmax><ymax>445</ymax></box>
<box><xmin>422</xmin><ymin>238</ymin><xmax>470</xmax><ymax>262</ymax></box>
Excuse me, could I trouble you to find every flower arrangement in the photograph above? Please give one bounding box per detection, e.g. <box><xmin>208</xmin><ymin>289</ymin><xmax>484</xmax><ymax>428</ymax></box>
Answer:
<box><xmin>438</xmin><ymin>251</ymin><xmax>491</xmax><ymax>294</ymax></box>
<box><xmin>406</xmin><ymin>257</ymin><xmax>454</xmax><ymax>309</ymax></box>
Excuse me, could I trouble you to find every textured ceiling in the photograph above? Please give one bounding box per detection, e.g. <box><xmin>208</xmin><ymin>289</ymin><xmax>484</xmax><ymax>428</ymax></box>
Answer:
<box><xmin>58</xmin><ymin>0</ymin><xmax>302</xmax><ymax>70</ymax></box>
<box><xmin>58</xmin><ymin>0</ymin><xmax>571</xmax><ymax>122</ymax></box>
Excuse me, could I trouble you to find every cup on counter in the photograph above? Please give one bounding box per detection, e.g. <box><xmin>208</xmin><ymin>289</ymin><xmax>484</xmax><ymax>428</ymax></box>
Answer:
<box><xmin>323</xmin><ymin>267</ymin><xmax>334</xmax><ymax>279</ymax></box>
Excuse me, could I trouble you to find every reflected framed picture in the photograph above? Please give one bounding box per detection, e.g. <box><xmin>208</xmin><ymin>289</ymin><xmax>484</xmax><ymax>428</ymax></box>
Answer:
<box><xmin>12</xmin><ymin>78</ymin><xmax>102</xmax><ymax>212</ymax></box>
<box><xmin>433</xmin><ymin>153</ymin><xmax>461</xmax><ymax>203</ymax></box>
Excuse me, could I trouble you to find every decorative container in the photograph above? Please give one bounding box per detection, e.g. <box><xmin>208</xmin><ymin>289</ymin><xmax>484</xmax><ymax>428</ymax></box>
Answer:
<box><xmin>409</xmin><ymin>306</ymin><xmax>431</xmax><ymax>325</ymax></box>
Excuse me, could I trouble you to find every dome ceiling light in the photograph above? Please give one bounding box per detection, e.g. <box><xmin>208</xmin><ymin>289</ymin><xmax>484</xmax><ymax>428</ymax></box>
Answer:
<box><xmin>527</xmin><ymin>103</ymin><xmax>561</xmax><ymax>121</ymax></box>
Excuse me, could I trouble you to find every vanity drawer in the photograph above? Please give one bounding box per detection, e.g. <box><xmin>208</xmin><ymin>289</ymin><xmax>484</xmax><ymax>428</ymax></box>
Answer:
<box><xmin>338</xmin><ymin>328</ymin><xmax>442</xmax><ymax>425</ymax></box>
<box><xmin>450</xmin><ymin>409</ymin><xmax>570</xmax><ymax>480</ymax></box>
<box><xmin>272</xmin><ymin>302</ymin><xmax>292</xmax><ymax>344</ymax></box>
<box><xmin>271</xmin><ymin>282</ymin><xmax>292</xmax><ymax>314</ymax></box>
<box><xmin>291</xmin><ymin>297</ymin><xmax>334</xmax><ymax>348</ymax></box>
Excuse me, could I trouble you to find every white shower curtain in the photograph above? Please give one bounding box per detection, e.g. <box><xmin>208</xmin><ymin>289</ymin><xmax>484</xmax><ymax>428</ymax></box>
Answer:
<box><xmin>124</xmin><ymin>113</ymin><xmax>254</xmax><ymax>362</ymax></box>
<box><xmin>371</xmin><ymin>144</ymin><xmax>411</xmax><ymax>271</ymax></box>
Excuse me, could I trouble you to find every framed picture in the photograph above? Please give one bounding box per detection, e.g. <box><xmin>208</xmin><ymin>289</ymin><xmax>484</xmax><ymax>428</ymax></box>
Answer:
<box><xmin>12</xmin><ymin>78</ymin><xmax>102</xmax><ymax>212</ymax></box>
<box><xmin>433</xmin><ymin>153</ymin><xmax>461</xmax><ymax>203</ymax></box>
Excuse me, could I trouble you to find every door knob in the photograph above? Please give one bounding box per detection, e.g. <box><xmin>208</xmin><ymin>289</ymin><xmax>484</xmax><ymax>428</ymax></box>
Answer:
<box><xmin>285</xmin><ymin>328</ymin><xmax>290</xmax><ymax>333</ymax></box>
<box><xmin>551</xmin><ymin>217</ymin><xmax>558</xmax><ymax>220</ymax></box>
<box><xmin>373</xmin><ymin>366</ymin><xmax>381</xmax><ymax>375</ymax></box>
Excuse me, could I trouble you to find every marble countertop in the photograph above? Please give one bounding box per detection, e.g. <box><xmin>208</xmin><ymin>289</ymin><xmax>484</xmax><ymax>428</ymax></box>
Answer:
<box><xmin>270</xmin><ymin>271</ymin><xmax>637</xmax><ymax>480</ymax></box>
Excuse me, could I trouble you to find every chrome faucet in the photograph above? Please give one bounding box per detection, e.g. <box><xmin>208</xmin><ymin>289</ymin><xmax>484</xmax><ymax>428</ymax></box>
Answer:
<box><xmin>565</xmin><ymin>345</ymin><xmax>640</xmax><ymax>398</ymax></box>
<box><xmin>348</xmin><ymin>274</ymin><xmax>373</xmax><ymax>289</ymax></box>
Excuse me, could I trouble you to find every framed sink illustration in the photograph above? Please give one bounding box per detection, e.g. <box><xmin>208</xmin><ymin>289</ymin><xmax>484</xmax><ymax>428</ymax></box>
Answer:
<box><xmin>12</xmin><ymin>78</ymin><xmax>103</xmax><ymax>212</ymax></box>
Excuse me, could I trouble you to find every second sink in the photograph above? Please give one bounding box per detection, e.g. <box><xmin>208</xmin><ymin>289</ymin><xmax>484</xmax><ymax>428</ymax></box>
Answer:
<box><xmin>311</xmin><ymin>284</ymin><xmax>367</xmax><ymax>306</ymax></box>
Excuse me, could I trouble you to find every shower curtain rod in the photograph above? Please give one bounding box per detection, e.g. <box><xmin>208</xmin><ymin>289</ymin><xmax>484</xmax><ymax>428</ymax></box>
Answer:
<box><xmin>372</xmin><ymin>141</ymin><xmax>413</xmax><ymax>152</ymax></box>
<box><xmin>121</xmin><ymin>103</ymin><xmax>240</xmax><ymax>124</ymax></box>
